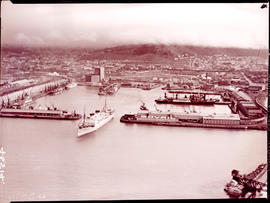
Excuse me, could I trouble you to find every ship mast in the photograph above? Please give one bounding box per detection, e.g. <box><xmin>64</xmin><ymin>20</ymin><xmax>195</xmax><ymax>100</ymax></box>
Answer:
<box><xmin>83</xmin><ymin>105</ymin><xmax>86</xmax><ymax>125</ymax></box>
<box><xmin>104</xmin><ymin>97</ymin><xmax>107</xmax><ymax>111</ymax></box>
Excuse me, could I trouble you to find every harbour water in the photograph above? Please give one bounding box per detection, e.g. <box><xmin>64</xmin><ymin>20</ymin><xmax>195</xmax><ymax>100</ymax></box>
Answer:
<box><xmin>0</xmin><ymin>86</ymin><xmax>267</xmax><ymax>201</ymax></box>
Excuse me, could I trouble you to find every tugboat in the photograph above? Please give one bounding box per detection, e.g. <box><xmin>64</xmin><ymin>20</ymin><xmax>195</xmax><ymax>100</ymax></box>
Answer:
<box><xmin>98</xmin><ymin>86</ymin><xmax>107</xmax><ymax>95</ymax></box>
<box><xmin>140</xmin><ymin>102</ymin><xmax>148</xmax><ymax>111</ymax></box>
<box><xmin>77</xmin><ymin>100</ymin><xmax>114</xmax><ymax>137</ymax></box>
<box><xmin>224</xmin><ymin>163</ymin><xmax>267</xmax><ymax>198</ymax></box>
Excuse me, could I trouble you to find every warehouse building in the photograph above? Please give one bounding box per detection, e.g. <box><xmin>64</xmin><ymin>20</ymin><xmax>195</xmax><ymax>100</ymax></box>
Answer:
<box><xmin>203</xmin><ymin>114</ymin><xmax>240</xmax><ymax>125</ymax></box>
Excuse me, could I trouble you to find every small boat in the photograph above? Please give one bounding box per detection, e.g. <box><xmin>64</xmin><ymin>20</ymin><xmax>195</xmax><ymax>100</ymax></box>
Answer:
<box><xmin>98</xmin><ymin>90</ymin><xmax>107</xmax><ymax>95</ymax></box>
<box><xmin>65</xmin><ymin>82</ymin><xmax>77</xmax><ymax>90</ymax></box>
<box><xmin>140</xmin><ymin>103</ymin><xmax>148</xmax><ymax>111</ymax></box>
<box><xmin>23</xmin><ymin>96</ymin><xmax>33</xmax><ymax>106</ymax></box>
<box><xmin>78</xmin><ymin>100</ymin><xmax>114</xmax><ymax>137</ymax></box>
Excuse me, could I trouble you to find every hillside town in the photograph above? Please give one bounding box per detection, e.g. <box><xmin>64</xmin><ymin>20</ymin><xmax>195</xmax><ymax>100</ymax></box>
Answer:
<box><xmin>1</xmin><ymin>46</ymin><xmax>268</xmax><ymax>100</ymax></box>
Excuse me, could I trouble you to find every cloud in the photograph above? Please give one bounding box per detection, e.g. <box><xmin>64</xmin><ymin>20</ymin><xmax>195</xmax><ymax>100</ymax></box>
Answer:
<box><xmin>12</xmin><ymin>33</ymin><xmax>45</xmax><ymax>47</ymax></box>
<box><xmin>15</xmin><ymin>33</ymin><xmax>31</xmax><ymax>45</ymax></box>
<box><xmin>1</xmin><ymin>2</ymin><xmax>268</xmax><ymax>49</ymax></box>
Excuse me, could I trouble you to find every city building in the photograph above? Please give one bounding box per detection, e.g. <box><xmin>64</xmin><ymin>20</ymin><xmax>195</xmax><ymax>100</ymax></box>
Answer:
<box><xmin>85</xmin><ymin>67</ymin><xmax>105</xmax><ymax>84</ymax></box>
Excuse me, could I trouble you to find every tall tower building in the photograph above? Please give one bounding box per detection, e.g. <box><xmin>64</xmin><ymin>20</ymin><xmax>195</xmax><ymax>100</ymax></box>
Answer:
<box><xmin>93</xmin><ymin>67</ymin><xmax>105</xmax><ymax>82</ymax></box>
<box><xmin>99</xmin><ymin>66</ymin><xmax>105</xmax><ymax>81</ymax></box>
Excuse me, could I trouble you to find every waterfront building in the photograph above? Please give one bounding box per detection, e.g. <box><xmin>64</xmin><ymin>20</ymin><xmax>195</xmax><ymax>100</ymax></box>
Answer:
<box><xmin>202</xmin><ymin>114</ymin><xmax>240</xmax><ymax>125</ymax></box>
<box><xmin>91</xmin><ymin>75</ymin><xmax>100</xmax><ymax>83</ymax></box>
<box><xmin>237</xmin><ymin>101</ymin><xmax>263</xmax><ymax>118</ymax></box>
<box><xmin>85</xmin><ymin>74</ymin><xmax>92</xmax><ymax>82</ymax></box>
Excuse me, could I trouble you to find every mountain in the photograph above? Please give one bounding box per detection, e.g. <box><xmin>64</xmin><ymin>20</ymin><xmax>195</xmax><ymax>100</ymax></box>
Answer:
<box><xmin>80</xmin><ymin>44</ymin><xmax>268</xmax><ymax>61</ymax></box>
<box><xmin>3</xmin><ymin>44</ymin><xmax>268</xmax><ymax>61</ymax></box>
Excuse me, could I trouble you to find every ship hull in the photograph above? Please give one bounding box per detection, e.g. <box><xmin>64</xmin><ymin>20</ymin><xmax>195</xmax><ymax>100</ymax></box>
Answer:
<box><xmin>120</xmin><ymin>115</ymin><xmax>266</xmax><ymax>130</ymax></box>
<box><xmin>48</xmin><ymin>91</ymin><xmax>62</xmax><ymax>96</ymax></box>
<box><xmin>155</xmin><ymin>99</ymin><xmax>215</xmax><ymax>105</ymax></box>
<box><xmin>78</xmin><ymin>114</ymin><xmax>114</xmax><ymax>137</ymax></box>
<box><xmin>0</xmin><ymin>113</ymin><xmax>81</xmax><ymax>120</ymax></box>
<box><xmin>0</xmin><ymin>108</ymin><xmax>81</xmax><ymax>120</ymax></box>
<box><xmin>98</xmin><ymin>83</ymin><xmax>120</xmax><ymax>95</ymax></box>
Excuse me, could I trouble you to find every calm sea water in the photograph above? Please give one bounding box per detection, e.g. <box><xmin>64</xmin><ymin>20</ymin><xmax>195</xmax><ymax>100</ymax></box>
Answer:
<box><xmin>0</xmin><ymin>86</ymin><xmax>267</xmax><ymax>201</ymax></box>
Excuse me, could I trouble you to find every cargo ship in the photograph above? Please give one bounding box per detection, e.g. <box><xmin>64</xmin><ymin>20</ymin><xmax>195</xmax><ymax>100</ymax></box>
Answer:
<box><xmin>98</xmin><ymin>83</ymin><xmax>120</xmax><ymax>95</ymax></box>
<box><xmin>78</xmin><ymin>101</ymin><xmax>114</xmax><ymax>137</ymax></box>
<box><xmin>107</xmin><ymin>83</ymin><xmax>120</xmax><ymax>95</ymax></box>
<box><xmin>224</xmin><ymin>163</ymin><xmax>267</xmax><ymax>198</ymax></box>
<box><xmin>13</xmin><ymin>94</ymin><xmax>34</xmax><ymax>107</ymax></box>
<box><xmin>155</xmin><ymin>92</ymin><xmax>215</xmax><ymax>105</ymax></box>
<box><xmin>120</xmin><ymin>109</ymin><xmax>266</xmax><ymax>130</ymax></box>
<box><xmin>0</xmin><ymin>106</ymin><xmax>82</xmax><ymax>120</ymax></box>
<box><xmin>48</xmin><ymin>87</ymin><xmax>65</xmax><ymax>96</ymax></box>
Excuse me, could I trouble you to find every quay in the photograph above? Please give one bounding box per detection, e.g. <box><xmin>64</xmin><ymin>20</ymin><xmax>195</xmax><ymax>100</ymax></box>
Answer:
<box><xmin>0</xmin><ymin>78</ymin><xmax>70</xmax><ymax>108</ymax></box>
<box><xmin>120</xmin><ymin>111</ymin><xmax>267</xmax><ymax>131</ymax></box>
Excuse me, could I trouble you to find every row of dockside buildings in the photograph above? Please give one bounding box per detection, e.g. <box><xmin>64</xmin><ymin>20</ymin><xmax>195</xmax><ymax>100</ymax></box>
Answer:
<box><xmin>229</xmin><ymin>90</ymin><xmax>264</xmax><ymax>119</ymax></box>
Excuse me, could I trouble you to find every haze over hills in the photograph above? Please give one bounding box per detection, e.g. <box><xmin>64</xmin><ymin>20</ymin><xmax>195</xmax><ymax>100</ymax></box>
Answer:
<box><xmin>80</xmin><ymin>44</ymin><xmax>268</xmax><ymax>61</ymax></box>
<box><xmin>2</xmin><ymin>43</ymin><xmax>268</xmax><ymax>61</ymax></box>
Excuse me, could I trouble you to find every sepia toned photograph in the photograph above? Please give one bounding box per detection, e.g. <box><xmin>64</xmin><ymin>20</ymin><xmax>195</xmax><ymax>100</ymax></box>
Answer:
<box><xmin>0</xmin><ymin>1</ymin><xmax>268</xmax><ymax>201</ymax></box>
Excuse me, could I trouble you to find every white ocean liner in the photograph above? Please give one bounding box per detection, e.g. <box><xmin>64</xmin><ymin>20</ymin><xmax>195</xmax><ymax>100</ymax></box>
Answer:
<box><xmin>78</xmin><ymin>101</ymin><xmax>114</xmax><ymax>137</ymax></box>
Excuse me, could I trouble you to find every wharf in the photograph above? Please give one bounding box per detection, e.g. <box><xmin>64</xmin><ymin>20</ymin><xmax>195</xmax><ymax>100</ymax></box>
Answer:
<box><xmin>121</xmin><ymin>118</ymin><xmax>267</xmax><ymax>130</ymax></box>
<box><xmin>214</xmin><ymin>101</ymin><xmax>231</xmax><ymax>105</ymax></box>
<box><xmin>0</xmin><ymin>81</ymin><xmax>47</xmax><ymax>97</ymax></box>
<box><xmin>1</xmin><ymin>80</ymin><xmax>68</xmax><ymax>108</ymax></box>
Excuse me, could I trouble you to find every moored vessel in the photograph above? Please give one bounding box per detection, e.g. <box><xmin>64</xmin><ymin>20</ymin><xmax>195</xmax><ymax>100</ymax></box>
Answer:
<box><xmin>155</xmin><ymin>92</ymin><xmax>215</xmax><ymax>105</ymax></box>
<box><xmin>48</xmin><ymin>87</ymin><xmax>65</xmax><ymax>96</ymax></box>
<box><xmin>120</xmin><ymin>108</ymin><xmax>266</xmax><ymax>130</ymax></box>
<box><xmin>0</xmin><ymin>106</ymin><xmax>81</xmax><ymax>120</ymax></box>
<box><xmin>98</xmin><ymin>83</ymin><xmax>120</xmax><ymax>95</ymax></box>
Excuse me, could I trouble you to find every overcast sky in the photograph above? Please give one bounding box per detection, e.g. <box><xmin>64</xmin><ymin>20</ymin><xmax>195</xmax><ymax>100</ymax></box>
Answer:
<box><xmin>1</xmin><ymin>1</ymin><xmax>269</xmax><ymax>49</ymax></box>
